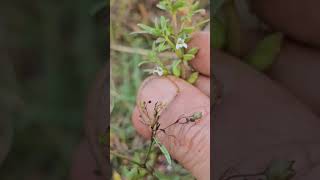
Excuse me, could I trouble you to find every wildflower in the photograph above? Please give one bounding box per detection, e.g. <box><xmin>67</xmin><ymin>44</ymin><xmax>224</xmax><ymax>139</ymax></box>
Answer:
<box><xmin>176</xmin><ymin>38</ymin><xmax>188</xmax><ymax>49</ymax></box>
<box><xmin>152</xmin><ymin>66</ymin><xmax>164</xmax><ymax>76</ymax></box>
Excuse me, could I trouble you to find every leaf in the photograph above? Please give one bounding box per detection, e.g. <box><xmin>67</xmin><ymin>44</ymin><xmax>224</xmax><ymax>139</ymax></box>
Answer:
<box><xmin>157</xmin><ymin>2</ymin><xmax>168</xmax><ymax>11</ymax></box>
<box><xmin>172</xmin><ymin>60</ymin><xmax>181</xmax><ymax>77</ymax></box>
<box><xmin>187</xmin><ymin>47</ymin><xmax>199</xmax><ymax>55</ymax></box>
<box><xmin>138</xmin><ymin>61</ymin><xmax>151</xmax><ymax>67</ymax></box>
<box><xmin>154</xmin><ymin>138</ymin><xmax>171</xmax><ymax>166</ymax></box>
<box><xmin>137</xmin><ymin>24</ymin><xmax>160</xmax><ymax>36</ymax></box>
<box><xmin>129</xmin><ymin>31</ymin><xmax>148</xmax><ymax>35</ymax></box>
<box><xmin>245</xmin><ymin>33</ymin><xmax>283</xmax><ymax>71</ymax></box>
<box><xmin>187</xmin><ymin>72</ymin><xmax>199</xmax><ymax>84</ymax></box>
<box><xmin>183</xmin><ymin>54</ymin><xmax>195</xmax><ymax>61</ymax></box>
<box><xmin>181</xmin><ymin>27</ymin><xmax>194</xmax><ymax>34</ymax></box>
<box><xmin>195</xmin><ymin>19</ymin><xmax>210</xmax><ymax>28</ymax></box>
<box><xmin>155</xmin><ymin>37</ymin><xmax>165</xmax><ymax>44</ymax></box>
<box><xmin>172</xmin><ymin>0</ymin><xmax>186</xmax><ymax>12</ymax></box>
<box><xmin>157</xmin><ymin>42</ymin><xmax>170</xmax><ymax>52</ymax></box>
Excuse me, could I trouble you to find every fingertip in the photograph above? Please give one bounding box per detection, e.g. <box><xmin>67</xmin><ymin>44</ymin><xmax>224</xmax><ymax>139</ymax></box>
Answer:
<box><xmin>189</xmin><ymin>32</ymin><xmax>210</xmax><ymax>76</ymax></box>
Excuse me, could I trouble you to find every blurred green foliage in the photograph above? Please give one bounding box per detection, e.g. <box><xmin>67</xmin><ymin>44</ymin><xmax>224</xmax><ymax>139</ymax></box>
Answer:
<box><xmin>0</xmin><ymin>0</ymin><xmax>106</xmax><ymax>179</ymax></box>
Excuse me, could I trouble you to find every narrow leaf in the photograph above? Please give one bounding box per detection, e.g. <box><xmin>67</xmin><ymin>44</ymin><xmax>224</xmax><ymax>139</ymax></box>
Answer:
<box><xmin>138</xmin><ymin>61</ymin><xmax>151</xmax><ymax>67</ymax></box>
<box><xmin>154</xmin><ymin>138</ymin><xmax>171</xmax><ymax>166</ymax></box>
<box><xmin>187</xmin><ymin>47</ymin><xmax>199</xmax><ymax>55</ymax></box>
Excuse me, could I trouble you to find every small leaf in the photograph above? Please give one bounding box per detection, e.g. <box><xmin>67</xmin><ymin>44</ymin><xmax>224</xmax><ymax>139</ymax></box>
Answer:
<box><xmin>137</xmin><ymin>23</ymin><xmax>154</xmax><ymax>32</ymax></box>
<box><xmin>195</xmin><ymin>19</ymin><xmax>210</xmax><ymax>28</ymax></box>
<box><xmin>187</xmin><ymin>72</ymin><xmax>199</xmax><ymax>84</ymax></box>
<box><xmin>129</xmin><ymin>31</ymin><xmax>148</xmax><ymax>35</ymax></box>
<box><xmin>156</xmin><ymin>2</ymin><xmax>167</xmax><ymax>11</ymax></box>
<box><xmin>154</xmin><ymin>138</ymin><xmax>171</xmax><ymax>166</ymax></box>
<box><xmin>183</xmin><ymin>54</ymin><xmax>195</xmax><ymax>61</ymax></box>
<box><xmin>138</xmin><ymin>61</ymin><xmax>151</xmax><ymax>67</ymax></box>
<box><xmin>172</xmin><ymin>60</ymin><xmax>181</xmax><ymax>77</ymax></box>
<box><xmin>245</xmin><ymin>32</ymin><xmax>283</xmax><ymax>71</ymax></box>
<box><xmin>155</xmin><ymin>37</ymin><xmax>165</xmax><ymax>44</ymax></box>
<box><xmin>137</xmin><ymin>24</ymin><xmax>160</xmax><ymax>36</ymax></box>
<box><xmin>181</xmin><ymin>27</ymin><xmax>194</xmax><ymax>34</ymax></box>
<box><xmin>172</xmin><ymin>0</ymin><xmax>186</xmax><ymax>12</ymax></box>
<box><xmin>187</xmin><ymin>47</ymin><xmax>199</xmax><ymax>55</ymax></box>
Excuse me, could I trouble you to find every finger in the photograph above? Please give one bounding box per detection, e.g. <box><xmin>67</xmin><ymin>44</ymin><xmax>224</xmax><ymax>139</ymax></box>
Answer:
<box><xmin>268</xmin><ymin>41</ymin><xmax>320</xmax><ymax>116</ymax></box>
<box><xmin>188</xmin><ymin>32</ymin><xmax>210</xmax><ymax>76</ymax></box>
<box><xmin>132</xmin><ymin>75</ymin><xmax>210</xmax><ymax>180</ymax></box>
<box><xmin>213</xmin><ymin>49</ymin><xmax>320</xmax><ymax>179</ymax></box>
<box><xmin>195</xmin><ymin>75</ymin><xmax>210</xmax><ymax>97</ymax></box>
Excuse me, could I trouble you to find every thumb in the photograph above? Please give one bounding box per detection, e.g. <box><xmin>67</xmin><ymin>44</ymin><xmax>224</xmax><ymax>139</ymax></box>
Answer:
<box><xmin>132</xmin><ymin>76</ymin><xmax>210</xmax><ymax>180</ymax></box>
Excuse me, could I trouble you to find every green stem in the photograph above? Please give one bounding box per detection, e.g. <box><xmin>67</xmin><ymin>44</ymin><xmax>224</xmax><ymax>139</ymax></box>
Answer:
<box><xmin>110</xmin><ymin>150</ymin><xmax>155</xmax><ymax>176</ymax></box>
<box><xmin>164</xmin><ymin>36</ymin><xmax>176</xmax><ymax>50</ymax></box>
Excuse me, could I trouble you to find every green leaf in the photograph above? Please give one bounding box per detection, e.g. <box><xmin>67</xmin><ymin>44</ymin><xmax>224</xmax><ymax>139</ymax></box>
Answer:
<box><xmin>172</xmin><ymin>0</ymin><xmax>186</xmax><ymax>12</ymax></box>
<box><xmin>245</xmin><ymin>33</ymin><xmax>283</xmax><ymax>71</ymax></box>
<box><xmin>137</xmin><ymin>23</ymin><xmax>154</xmax><ymax>32</ymax></box>
<box><xmin>157</xmin><ymin>1</ymin><xmax>168</xmax><ymax>11</ymax></box>
<box><xmin>187</xmin><ymin>47</ymin><xmax>199</xmax><ymax>55</ymax></box>
<box><xmin>187</xmin><ymin>72</ymin><xmax>199</xmax><ymax>84</ymax></box>
<box><xmin>195</xmin><ymin>19</ymin><xmax>210</xmax><ymax>28</ymax></box>
<box><xmin>172</xmin><ymin>60</ymin><xmax>181</xmax><ymax>77</ymax></box>
<box><xmin>154</xmin><ymin>138</ymin><xmax>171</xmax><ymax>166</ymax></box>
<box><xmin>157</xmin><ymin>42</ymin><xmax>170</xmax><ymax>52</ymax></box>
<box><xmin>137</xmin><ymin>24</ymin><xmax>160</xmax><ymax>36</ymax></box>
<box><xmin>138</xmin><ymin>61</ymin><xmax>151</xmax><ymax>67</ymax></box>
<box><xmin>183</xmin><ymin>54</ymin><xmax>195</xmax><ymax>61</ymax></box>
<box><xmin>155</xmin><ymin>37</ymin><xmax>165</xmax><ymax>44</ymax></box>
<box><xmin>181</xmin><ymin>27</ymin><xmax>194</xmax><ymax>34</ymax></box>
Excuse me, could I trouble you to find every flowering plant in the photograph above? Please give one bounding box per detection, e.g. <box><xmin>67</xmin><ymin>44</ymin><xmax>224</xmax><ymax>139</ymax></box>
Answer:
<box><xmin>133</xmin><ymin>0</ymin><xmax>210</xmax><ymax>84</ymax></box>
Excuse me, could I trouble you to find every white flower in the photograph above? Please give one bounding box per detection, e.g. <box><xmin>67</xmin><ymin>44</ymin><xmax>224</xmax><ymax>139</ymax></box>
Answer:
<box><xmin>152</xmin><ymin>66</ymin><xmax>164</xmax><ymax>76</ymax></box>
<box><xmin>176</xmin><ymin>38</ymin><xmax>188</xmax><ymax>49</ymax></box>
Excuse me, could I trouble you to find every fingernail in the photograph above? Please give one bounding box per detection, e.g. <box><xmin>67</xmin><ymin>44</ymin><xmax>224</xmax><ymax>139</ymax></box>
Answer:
<box><xmin>137</xmin><ymin>76</ymin><xmax>178</xmax><ymax>112</ymax></box>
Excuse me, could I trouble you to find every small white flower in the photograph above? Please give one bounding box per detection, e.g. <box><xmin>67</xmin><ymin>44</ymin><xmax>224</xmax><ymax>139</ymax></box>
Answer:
<box><xmin>152</xmin><ymin>66</ymin><xmax>164</xmax><ymax>76</ymax></box>
<box><xmin>176</xmin><ymin>38</ymin><xmax>188</xmax><ymax>49</ymax></box>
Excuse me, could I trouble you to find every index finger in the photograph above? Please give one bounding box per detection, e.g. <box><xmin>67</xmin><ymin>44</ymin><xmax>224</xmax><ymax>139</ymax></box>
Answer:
<box><xmin>189</xmin><ymin>31</ymin><xmax>210</xmax><ymax>76</ymax></box>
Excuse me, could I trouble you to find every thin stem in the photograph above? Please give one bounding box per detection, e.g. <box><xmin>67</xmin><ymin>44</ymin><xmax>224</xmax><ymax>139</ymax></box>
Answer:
<box><xmin>172</xmin><ymin>12</ymin><xmax>178</xmax><ymax>32</ymax></box>
<box><xmin>143</xmin><ymin>131</ymin><xmax>155</xmax><ymax>165</ymax></box>
<box><xmin>110</xmin><ymin>150</ymin><xmax>143</xmax><ymax>167</ymax></box>
<box><xmin>110</xmin><ymin>150</ymin><xmax>155</xmax><ymax>176</ymax></box>
<box><xmin>111</xmin><ymin>44</ymin><xmax>176</xmax><ymax>58</ymax></box>
<box><xmin>164</xmin><ymin>36</ymin><xmax>176</xmax><ymax>50</ymax></box>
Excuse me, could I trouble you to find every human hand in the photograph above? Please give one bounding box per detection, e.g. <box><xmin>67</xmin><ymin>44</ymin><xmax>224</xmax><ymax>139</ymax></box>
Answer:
<box><xmin>131</xmin><ymin>32</ymin><xmax>211</xmax><ymax>180</ymax></box>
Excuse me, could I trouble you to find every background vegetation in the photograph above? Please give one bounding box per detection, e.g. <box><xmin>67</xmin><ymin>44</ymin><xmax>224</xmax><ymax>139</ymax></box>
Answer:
<box><xmin>110</xmin><ymin>0</ymin><xmax>209</xmax><ymax>179</ymax></box>
<box><xmin>0</xmin><ymin>0</ymin><xmax>106</xmax><ymax>179</ymax></box>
